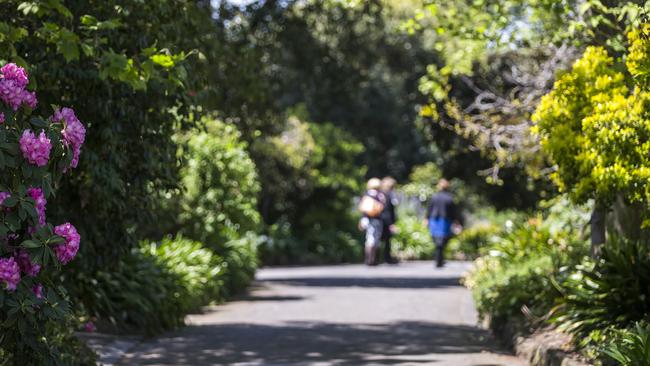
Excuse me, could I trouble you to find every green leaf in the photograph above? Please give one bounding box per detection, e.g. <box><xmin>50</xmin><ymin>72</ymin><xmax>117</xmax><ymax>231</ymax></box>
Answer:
<box><xmin>150</xmin><ymin>54</ymin><xmax>175</xmax><ymax>68</ymax></box>
<box><xmin>55</xmin><ymin>28</ymin><xmax>80</xmax><ymax>62</ymax></box>
<box><xmin>5</xmin><ymin>211</ymin><xmax>19</xmax><ymax>230</ymax></box>
<box><xmin>29</xmin><ymin>117</ymin><xmax>48</xmax><ymax>128</ymax></box>
<box><xmin>20</xmin><ymin>201</ymin><xmax>38</xmax><ymax>221</ymax></box>
<box><xmin>48</xmin><ymin>236</ymin><xmax>66</xmax><ymax>245</ymax></box>
<box><xmin>21</xmin><ymin>164</ymin><xmax>32</xmax><ymax>178</ymax></box>
<box><xmin>3</xmin><ymin>196</ymin><xmax>18</xmax><ymax>208</ymax></box>
<box><xmin>20</xmin><ymin>240</ymin><xmax>41</xmax><ymax>249</ymax></box>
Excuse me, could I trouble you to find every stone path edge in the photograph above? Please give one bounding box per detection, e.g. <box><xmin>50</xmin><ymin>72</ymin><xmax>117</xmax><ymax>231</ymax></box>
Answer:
<box><xmin>493</xmin><ymin>318</ymin><xmax>591</xmax><ymax>366</ymax></box>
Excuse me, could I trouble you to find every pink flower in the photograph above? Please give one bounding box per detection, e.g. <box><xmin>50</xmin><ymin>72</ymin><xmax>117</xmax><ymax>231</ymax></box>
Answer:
<box><xmin>53</xmin><ymin>223</ymin><xmax>80</xmax><ymax>265</ymax></box>
<box><xmin>0</xmin><ymin>112</ymin><xmax>4</xmax><ymax>124</ymax></box>
<box><xmin>0</xmin><ymin>191</ymin><xmax>10</xmax><ymax>206</ymax></box>
<box><xmin>52</xmin><ymin>108</ymin><xmax>85</xmax><ymax>169</ymax></box>
<box><xmin>0</xmin><ymin>63</ymin><xmax>28</xmax><ymax>88</ymax></box>
<box><xmin>0</xmin><ymin>79</ymin><xmax>25</xmax><ymax>110</ymax></box>
<box><xmin>32</xmin><ymin>284</ymin><xmax>43</xmax><ymax>299</ymax></box>
<box><xmin>20</xmin><ymin>129</ymin><xmax>51</xmax><ymax>167</ymax></box>
<box><xmin>21</xmin><ymin>90</ymin><xmax>37</xmax><ymax>109</ymax></box>
<box><xmin>27</xmin><ymin>187</ymin><xmax>46</xmax><ymax>227</ymax></box>
<box><xmin>16</xmin><ymin>250</ymin><xmax>41</xmax><ymax>277</ymax></box>
<box><xmin>0</xmin><ymin>63</ymin><xmax>36</xmax><ymax>110</ymax></box>
<box><xmin>0</xmin><ymin>257</ymin><xmax>20</xmax><ymax>291</ymax></box>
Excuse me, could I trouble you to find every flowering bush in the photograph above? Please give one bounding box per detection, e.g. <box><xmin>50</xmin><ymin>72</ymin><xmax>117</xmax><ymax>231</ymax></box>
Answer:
<box><xmin>0</xmin><ymin>63</ymin><xmax>86</xmax><ymax>363</ymax></box>
<box><xmin>533</xmin><ymin>29</ymin><xmax>650</xmax><ymax>211</ymax></box>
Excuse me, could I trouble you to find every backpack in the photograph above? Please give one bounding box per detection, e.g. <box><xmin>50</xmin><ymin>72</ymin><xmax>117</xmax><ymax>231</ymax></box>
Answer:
<box><xmin>358</xmin><ymin>194</ymin><xmax>384</xmax><ymax>218</ymax></box>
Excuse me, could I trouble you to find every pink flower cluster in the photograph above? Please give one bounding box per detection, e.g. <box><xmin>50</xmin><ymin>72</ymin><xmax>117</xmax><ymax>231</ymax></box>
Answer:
<box><xmin>0</xmin><ymin>63</ymin><xmax>37</xmax><ymax>111</ymax></box>
<box><xmin>27</xmin><ymin>187</ymin><xmax>47</xmax><ymax>227</ymax></box>
<box><xmin>33</xmin><ymin>284</ymin><xmax>43</xmax><ymax>299</ymax></box>
<box><xmin>53</xmin><ymin>223</ymin><xmax>80</xmax><ymax>265</ymax></box>
<box><xmin>0</xmin><ymin>191</ymin><xmax>10</xmax><ymax>206</ymax></box>
<box><xmin>0</xmin><ymin>257</ymin><xmax>20</xmax><ymax>291</ymax></box>
<box><xmin>52</xmin><ymin>107</ymin><xmax>86</xmax><ymax>169</ymax></box>
<box><xmin>20</xmin><ymin>129</ymin><xmax>51</xmax><ymax>167</ymax></box>
<box><xmin>16</xmin><ymin>250</ymin><xmax>41</xmax><ymax>277</ymax></box>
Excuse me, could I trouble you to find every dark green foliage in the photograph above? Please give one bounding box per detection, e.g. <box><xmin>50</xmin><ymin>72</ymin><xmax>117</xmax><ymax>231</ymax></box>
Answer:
<box><xmin>66</xmin><ymin>235</ymin><xmax>257</xmax><ymax>335</ymax></box>
<box><xmin>553</xmin><ymin>236</ymin><xmax>650</xmax><ymax>346</ymax></box>
<box><xmin>142</xmin><ymin>236</ymin><xmax>226</xmax><ymax>311</ymax></box>
<box><xmin>0</xmin><ymin>1</ymin><xmax>214</xmax><ymax>268</ymax></box>
<box><xmin>260</xmin><ymin>219</ymin><xmax>362</xmax><ymax>265</ymax></box>
<box><xmin>65</xmin><ymin>248</ymin><xmax>188</xmax><ymax>335</ymax></box>
<box><xmin>173</xmin><ymin>118</ymin><xmax>261</xmax><ymax>246</ymax></box>
<box><xmin>255</xmin><ymin>115</ymin><xmax>366</xmax><ymax>265</ymax></box>
<box><xmin>216</xmin><ymin>233</ymin><xmax>261</xmax><ymax>297</ymax></box>
<box><xmin>604</xmin><ymin>322</ymin><xmax>650</xmax><ymax>366</ymax></box>
<box><xmin>0</xmin><ymin>318</ymin><xmax>98</xmax><ymax>366</ymax></box>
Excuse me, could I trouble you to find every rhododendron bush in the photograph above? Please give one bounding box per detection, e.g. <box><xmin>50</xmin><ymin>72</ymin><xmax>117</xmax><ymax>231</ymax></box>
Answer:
<box><xmin>0</xmin><ymin>63</ymin><xmax>85</xmax><ymax>362</ymax></box>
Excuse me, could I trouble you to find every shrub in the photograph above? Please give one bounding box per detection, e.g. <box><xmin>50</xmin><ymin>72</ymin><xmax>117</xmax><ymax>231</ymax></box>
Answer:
<box><xmin>260</xmin><ymin>219</ymin><xmax>363</xmax><ymax>265</ymax></box>
<box><xmin>466</xmin><ymin>254</ymin><xmax>558</xmax><ymax>323</ymax></box>
<box><xmin>255</xmin><ymin>117</ymin><xmax>365</xmax><ymax>265</ymax></box>
<box><xmin>0</xmin><ymin>63</ymin><xmax>88</xmax><ymax>363</ymax></box>
<box><xmin>447</xmin><ymin>223</ymin><xmax>501</xmax><ymax>260</ymax></box>
<box><xmin>142</xmin><ymin>236</ymin><xmax>226</xmax><ymax>310</ymax></box>
<box><xmin>217</xmin><ymin>233</ymin><xmax>261</xmax><ymax>296</ymax></box>
<box><xmin>392</xmin><ymin>215</ymin><xmax>434</xmax><ymax>260</ymax></box>
<box><xmin>174</xmin><ymin>118</ymin><xmax>261</xmax><ymax>246</ymax></box>
<box><xmin>553</xmin><ymin>236</ymin><xmax>650</xmax><ymax>348</ymax></box>
<box><xmin>68</xmin><ymin>234</ymin><xmax>259</xmax><ymax>335</ymax></box>
<box><xmin>533</xmin><ymin>30</ymin><xmax>650</xmax><ymax>217</ymax></box>
<box><xmin>66</xmin><ymin>248</ymin><xmax>187</xmax><ymax>335</ymax></box>
<box><xmin>464</xmin><ymin>216</ymin><xmax>588</xmax><ymax>327</ymax></box>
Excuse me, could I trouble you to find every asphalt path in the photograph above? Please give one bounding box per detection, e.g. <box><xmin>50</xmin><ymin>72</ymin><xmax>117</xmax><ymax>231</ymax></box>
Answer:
<box><xmin>119</xmin><ymin>261</ymin><xmax>525</xmax><ymax>366</ymax></box>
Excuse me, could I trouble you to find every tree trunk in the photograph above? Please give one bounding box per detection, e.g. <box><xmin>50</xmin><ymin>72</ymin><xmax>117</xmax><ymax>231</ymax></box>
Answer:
<box><xmin>611</xmin><ymin>195</ymin><xmax>645</xmax><ymax>241</ymax></box>
<box><xmin>590</xmin><ymin>205</ymin><xmax>606</xmax><ymax>257</ymax></box>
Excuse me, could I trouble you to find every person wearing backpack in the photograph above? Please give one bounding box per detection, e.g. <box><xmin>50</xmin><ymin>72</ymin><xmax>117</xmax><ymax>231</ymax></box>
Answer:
<box><xmin>358</xmin><ymin>178</ymin><xmax>386</xmax><ymax>266</ymax></box>
<box><xmin>424</xmin><ymin>179</ymin><xmax>462</xmax><ymax>268</ymax></box>
<box><xmin>380</xmin><ymin>177</ymin><xmax>399</xmax><ymax>264</ymax></box>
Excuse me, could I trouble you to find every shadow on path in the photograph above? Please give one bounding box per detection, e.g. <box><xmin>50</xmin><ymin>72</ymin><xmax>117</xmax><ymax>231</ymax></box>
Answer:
<box><xmin>235</xmin><ymin>294</ymin><xmax>308</xmax><ymax>302</ymax></box>
<box><xmin>260</xmin><ymin>276</ymin><xmax>462</xmax><ymax>289</ymax></box>
<box><xmin>121</xmin><ymin>321</ymin><xmax>509</xmax><ymax>365</ymax></box>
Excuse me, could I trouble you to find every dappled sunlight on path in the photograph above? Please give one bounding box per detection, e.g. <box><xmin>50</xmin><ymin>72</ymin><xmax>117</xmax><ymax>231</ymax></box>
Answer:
<box><xmin>120</xmin><ymin>262</ymin><xmax>524</xmax><ymax>366</ymax></box>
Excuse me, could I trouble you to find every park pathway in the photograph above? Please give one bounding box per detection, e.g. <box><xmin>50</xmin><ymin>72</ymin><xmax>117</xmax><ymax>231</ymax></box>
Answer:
<box><xmin>119</xmin><ymin>261</ymin><xmax>525</xmax><ymax>366</ymax></box>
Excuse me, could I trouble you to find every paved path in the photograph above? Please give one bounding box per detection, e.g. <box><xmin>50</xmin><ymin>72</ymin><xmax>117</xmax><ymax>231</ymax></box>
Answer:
<box><xmin>119</xmin><ymin>261</ymin><xmax>525</xmax><ymax>366</ymax></box>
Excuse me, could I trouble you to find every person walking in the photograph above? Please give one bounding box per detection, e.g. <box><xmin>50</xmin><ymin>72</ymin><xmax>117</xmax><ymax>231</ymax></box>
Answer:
<box><xmin>424</xmin><ymin>179</ymin><xmax>462</xmax><ymax>268</ymax></box>
<box><xmin>358</xmin><ymin>178</ymin><xmax>386</xmax><ymax>266</ymax></box>
<box><xmin>380</xmin><ymin>177</ymin><xmax>398</xmax><ymax>264</ymax></box>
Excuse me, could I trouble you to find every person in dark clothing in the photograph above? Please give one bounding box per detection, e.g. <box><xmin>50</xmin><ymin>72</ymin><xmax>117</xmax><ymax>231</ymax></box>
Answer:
<box><xmin>424</xmin><ymin>179</ymin><xmax>462</xmax><ymax>268</ymax></box>
<box><xmin>380</xmin><ymin>177</ymin><xmax>398</xmax><ymax>264</ymax></box>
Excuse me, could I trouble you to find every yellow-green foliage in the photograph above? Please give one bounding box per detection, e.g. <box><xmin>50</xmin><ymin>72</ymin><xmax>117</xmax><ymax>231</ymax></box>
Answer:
<box><xmin>533</xmin><ymin>33</ymin><xmax>650</xmax><ymax>207</ymax></box>
<box><xmin>627</xmin><ymin>25</ymin><xmax>650</xmax><ymax>90</ymax></box>
<box><xmin>447</xmin><ymin>222</ymin><xmax>502</xmax><ymax>259</ymax></box>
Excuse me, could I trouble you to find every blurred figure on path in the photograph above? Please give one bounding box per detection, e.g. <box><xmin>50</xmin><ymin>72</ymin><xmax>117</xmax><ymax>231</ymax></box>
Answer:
<box><xmin>358</xmin><ymin>178</ymin><xmax>386</xmax><ymax>266</ymax></box>
<box><xmin>424</xmin><ymin>179</ymin><xmax>462</xmax><ymax>268</ymax></box>
<box><xmin>380</xmin><ymin>177</ymin><xmax>398</xmax><ymax>264</ymax></box>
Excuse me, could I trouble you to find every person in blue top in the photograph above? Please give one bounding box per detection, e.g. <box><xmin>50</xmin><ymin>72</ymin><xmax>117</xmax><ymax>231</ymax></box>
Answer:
<box><xmin>424</xmin><ymin>179</ymin><xmax>462</xmax><ymax>268</ymax></box>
